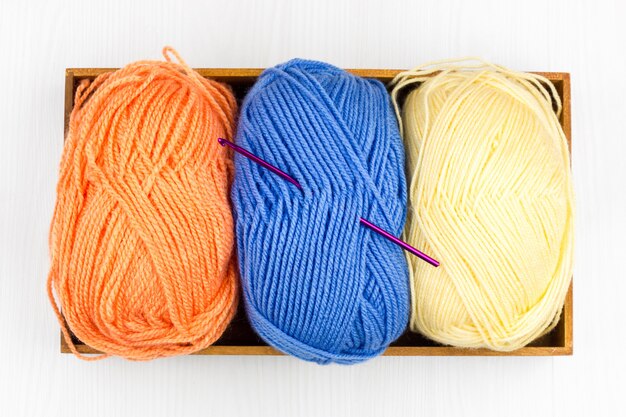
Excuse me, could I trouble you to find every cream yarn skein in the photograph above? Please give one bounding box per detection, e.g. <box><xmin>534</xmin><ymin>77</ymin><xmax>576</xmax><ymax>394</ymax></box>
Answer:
<box><xmin>390</xmin><ymin>59</ymin><xmax>574</xmax><ymax>351</ymax></box>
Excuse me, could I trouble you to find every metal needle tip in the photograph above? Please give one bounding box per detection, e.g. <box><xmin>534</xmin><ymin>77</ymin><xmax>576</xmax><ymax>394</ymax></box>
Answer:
<box><xmin>359</xmin><ymin>217</ymin><xmax>439</xmax><ymax>267</ymax></box>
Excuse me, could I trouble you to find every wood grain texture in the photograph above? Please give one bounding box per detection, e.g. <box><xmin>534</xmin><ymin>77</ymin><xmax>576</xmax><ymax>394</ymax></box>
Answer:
<box><xmin>1</xmin><ymin>0</ymin><xmax>623</xmax><ymax>416</ymax></box>
<box><xmin>60</xmin><ymin>68</ymin><xmax>573</xmax><ymax>357</ymax></box>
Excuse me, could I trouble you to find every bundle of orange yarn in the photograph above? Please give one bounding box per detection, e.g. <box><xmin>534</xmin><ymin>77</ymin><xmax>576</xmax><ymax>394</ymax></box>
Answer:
<box><xmin>48</xmin><ymin>48</ymin><xmax>239</xmax><ymax>360</ymax></box>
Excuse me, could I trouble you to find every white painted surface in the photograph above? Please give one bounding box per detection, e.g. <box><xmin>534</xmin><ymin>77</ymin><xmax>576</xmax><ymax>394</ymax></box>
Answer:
<box><xmin>0</xmin><ymin>0</ymin><xmax>623</xmax><ymax>415</ymax></box>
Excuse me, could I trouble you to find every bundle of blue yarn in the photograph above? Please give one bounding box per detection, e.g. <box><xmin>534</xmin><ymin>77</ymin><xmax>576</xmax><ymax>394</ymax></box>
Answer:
<box><xmin>232</xmin><ymin>59</ymin><xmax>409</xmax><ymax>364</ymax></box>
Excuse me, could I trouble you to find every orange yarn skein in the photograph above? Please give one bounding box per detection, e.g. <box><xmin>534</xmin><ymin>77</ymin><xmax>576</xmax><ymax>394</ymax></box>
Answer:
<box><xmin>48</xmin><ymin>48</ymin><xmax>239</xmax><ymax>360</ymax></box>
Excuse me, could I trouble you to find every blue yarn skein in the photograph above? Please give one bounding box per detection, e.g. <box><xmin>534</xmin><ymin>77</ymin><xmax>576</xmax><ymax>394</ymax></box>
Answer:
<box><xmin>233</xmin><ymin>59</ymin><xmax>409</xmax><ymax>364</ymax></box>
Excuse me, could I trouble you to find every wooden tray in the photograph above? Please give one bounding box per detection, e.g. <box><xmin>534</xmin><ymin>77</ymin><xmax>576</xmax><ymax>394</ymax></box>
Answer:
<box><xmin>61</xmin><ymin>68</ymin><xmax>573</xmax><ymax>357</ymax></box>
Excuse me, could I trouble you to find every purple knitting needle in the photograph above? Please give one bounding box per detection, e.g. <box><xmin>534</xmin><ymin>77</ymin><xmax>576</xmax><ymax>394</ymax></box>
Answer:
<box><xmin>218</xmin><ymin>137</ymin><xmax>439</xmax><ymax>267</ymax></box>
<box><xmin>359</xmin><ymin>218</ymin><xmax>439</xmax><ymax>267</ymax></box>
<box><xmin>218</xmin><ymin>138</ymin><xmax>302</xmax><ymax>190</ymax></box>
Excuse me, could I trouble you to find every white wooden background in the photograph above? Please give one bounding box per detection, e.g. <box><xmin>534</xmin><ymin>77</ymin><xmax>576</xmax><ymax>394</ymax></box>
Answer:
<box><xmin>0</xmin><ymin>0</ymin><xmax>623</xmax><ymax>416</ymax></box>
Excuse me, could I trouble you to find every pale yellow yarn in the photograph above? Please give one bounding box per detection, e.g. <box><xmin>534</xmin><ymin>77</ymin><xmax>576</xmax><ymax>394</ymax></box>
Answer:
<box><xmin>390</xmin><ymin>59</ymin><xmax>574</xmax><ymax>351</ymax></box>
